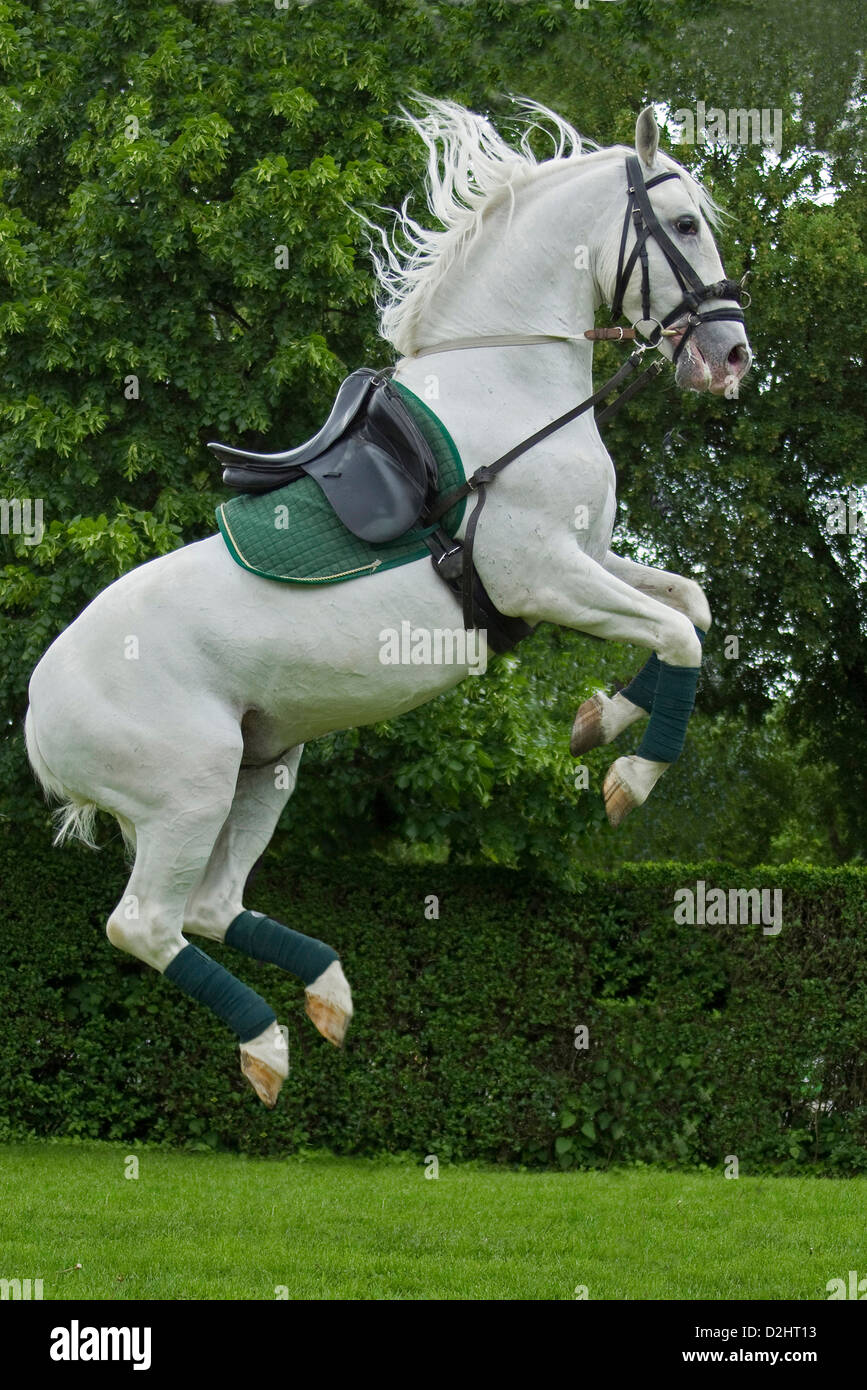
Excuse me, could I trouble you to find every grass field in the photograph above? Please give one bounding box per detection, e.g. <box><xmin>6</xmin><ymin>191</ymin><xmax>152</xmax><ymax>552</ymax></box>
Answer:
<box><xmin>0</xmin><ymin>1142</ymin><xmax>864</xmax><ymax>1300</ymax></box>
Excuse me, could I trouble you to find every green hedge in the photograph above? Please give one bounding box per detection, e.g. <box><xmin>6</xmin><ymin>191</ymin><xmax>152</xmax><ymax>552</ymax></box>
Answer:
<box><xmin>1</xmin><ymin>825</ymin><xmax>865</xmax><ymax>1172</ymax></box>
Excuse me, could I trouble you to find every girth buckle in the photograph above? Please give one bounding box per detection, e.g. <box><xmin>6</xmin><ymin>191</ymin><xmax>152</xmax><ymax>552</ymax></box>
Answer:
<box><xmin>435</xmin><ymin>543</ymin><xmax>463</xmax><ymax>580</ymax></box>
<box><xmin>467</xmin><ymin>466</ymin><xmax>497</xmax><ymax>490</ymax></box>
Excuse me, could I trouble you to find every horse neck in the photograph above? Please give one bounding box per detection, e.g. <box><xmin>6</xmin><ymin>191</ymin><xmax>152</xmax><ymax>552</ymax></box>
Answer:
<box><xmin>400</xmin><ymin>156</ymin><xmax>624</xmax><ymax>412</ymax></box>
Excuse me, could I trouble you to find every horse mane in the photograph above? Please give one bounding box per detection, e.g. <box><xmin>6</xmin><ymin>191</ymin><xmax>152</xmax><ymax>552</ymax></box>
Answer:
<box><xmin>363</xmin><ymin>95</ymin><xmax>723</xmax><ymax>357</ymax></box>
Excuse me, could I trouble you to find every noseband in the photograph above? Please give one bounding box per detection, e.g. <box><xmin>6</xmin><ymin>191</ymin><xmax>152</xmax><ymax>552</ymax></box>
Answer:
<box><xmin>610</xmin><ymin>154</ymin><xmax>747</xmax><ymax>362</ymax></box>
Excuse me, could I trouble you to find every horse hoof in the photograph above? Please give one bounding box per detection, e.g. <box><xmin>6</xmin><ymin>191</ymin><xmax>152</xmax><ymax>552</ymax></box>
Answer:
<box><xmin>305</xmin><ymin>995</ymin><xmax>350</xmax><ymax>1047</ymax></box>
<box><xmin>240</xmin><ymin>1051</ymin><xmax>285</xmax><ymax>1108</ymax></box>
<box><xmin>571</xmin><ymin>693</ymin><xmax>605</xmax><ymax>755</ymax></box>
<box><xmin>305</xmin><ymin>960</ymin><xmax>353</xmax><ymax>1047</ymax></box>
<box><xmin>603</xmin><ymin>755</ymin><xmax>667</xmax><ymax>827</ymax></box>
<box><xmin>602</xmin><ymin>757</ymin><xmax>643</xmax><ymax>828</ymax></box>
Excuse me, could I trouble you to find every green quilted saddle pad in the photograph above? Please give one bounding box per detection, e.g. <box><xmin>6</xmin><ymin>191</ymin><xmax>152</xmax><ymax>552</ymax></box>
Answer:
<box><xmin>215</xmin><ymin>381</ymin><xmax>466</xmax><ymax>584</ymax></box>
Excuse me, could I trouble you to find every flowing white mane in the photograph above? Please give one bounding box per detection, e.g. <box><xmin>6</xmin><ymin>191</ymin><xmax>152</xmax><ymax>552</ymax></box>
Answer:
<box><xmin>365</xmin><ymin>95</ymin><xmax>722</xmax><ymax>356</ymax></box>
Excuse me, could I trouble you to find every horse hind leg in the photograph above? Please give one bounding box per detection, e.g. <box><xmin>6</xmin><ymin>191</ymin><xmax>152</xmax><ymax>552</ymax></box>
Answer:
<box><xmin>182</xmin><ymin>749</ymin><xmax>354</xmax><ymax>1051</ymax></box>
<box><xmin>106</xmin><ymin>759</ymin><xmax>288</xmax><ymax>1109</ymax></box>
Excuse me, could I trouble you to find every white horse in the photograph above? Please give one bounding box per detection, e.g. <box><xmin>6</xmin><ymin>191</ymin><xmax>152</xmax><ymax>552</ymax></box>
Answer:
<box><xmin>25</xmin><ymin>100</ymin><xmax>751</xmax><ymax>1107</ymax></box>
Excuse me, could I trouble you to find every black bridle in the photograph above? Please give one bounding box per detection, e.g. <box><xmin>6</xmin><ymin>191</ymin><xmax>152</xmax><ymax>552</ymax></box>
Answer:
<box><xmin>610</xmin><ymin>154</ymin><xmax>747</xmax><ymax>362</ymax></box>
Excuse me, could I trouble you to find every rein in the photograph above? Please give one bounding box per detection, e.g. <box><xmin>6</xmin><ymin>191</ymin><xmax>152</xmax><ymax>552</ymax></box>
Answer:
<box><xmin>402</xmin><ymin>154</ymin><xmax>750</xmax><ymax>634</ymax></box>
<box><xmin>423</xmin><ymin>346</ymin><xmax>664</xmax><ymax>630</ymax></box>
<box><xmin>409</xmin><ymin>325</ymin><xmax>668</xmax><ymax>356</ymax></box>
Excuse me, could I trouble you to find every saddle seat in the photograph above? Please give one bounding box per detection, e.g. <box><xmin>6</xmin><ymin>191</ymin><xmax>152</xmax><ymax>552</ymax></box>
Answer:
<box><xmin>209</xmin><ymin>369</ymin><xmax>439</xmax><ymax>544</ymax></box>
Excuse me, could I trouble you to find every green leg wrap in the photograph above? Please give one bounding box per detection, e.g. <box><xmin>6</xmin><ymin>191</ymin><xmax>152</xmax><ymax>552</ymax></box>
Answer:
<box><xmin>621</xmin><ymin>626</ymin><xmax>705</xmax><ymax>713</ymax></box>
<box><xmin>225</xmin><ymin>910</ymin><xmax>338</xmax><ymax>987</ymax></box>
<box><xmin>620</xmin><ymin>653</ymin><xmax>661</xmax><ymax>713</ymax></box>
<box><xmin>636</xmin><ymin>661</ymin><xmax>701</xmax><ymax>763</ymax></box>
<box><xmin>163</xmin><ymin>943</ymin><xmax>276</xmax><ymax>1044</ymax></box>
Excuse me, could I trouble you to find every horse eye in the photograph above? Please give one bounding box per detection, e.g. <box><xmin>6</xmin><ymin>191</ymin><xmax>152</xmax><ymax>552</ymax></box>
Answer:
<box><xmin>675</xmin><ymin>215</ymin><xmax>699</xmax><ymax>236</ymax></box>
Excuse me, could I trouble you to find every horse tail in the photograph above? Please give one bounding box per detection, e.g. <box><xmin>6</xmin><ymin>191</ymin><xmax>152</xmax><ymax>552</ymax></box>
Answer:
<box><xmin>24</xmin><ymin>704</ymin><xmax>100</xmax><ymax>849</ymax></box>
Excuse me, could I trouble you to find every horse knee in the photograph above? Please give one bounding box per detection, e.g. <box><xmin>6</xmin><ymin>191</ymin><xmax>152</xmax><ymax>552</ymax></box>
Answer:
<box><xmin>671</xmin><ymin>577</ymin><xmax>711</xmax><ymax>632</ymax></box>
<box><xmin>654</xmin><ymin>575</ymin><xmax>711</xmax><ymax>631</ymax></box>
<box><xmin>106</xmin><ymin>910</ymin><xmax>185</xmax><ymax>973</ymax></box>
<box><xmin>685</xmin><ymin>579</ymin><xmax>711</xmax><ymax>632</ymax></box>
<box><xmin>658</xmin><ymin>611</ymin><xmax>703</xmax><ymax>667</ymax></box>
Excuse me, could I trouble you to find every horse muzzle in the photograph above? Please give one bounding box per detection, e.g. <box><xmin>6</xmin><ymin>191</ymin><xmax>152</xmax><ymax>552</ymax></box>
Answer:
<box><xmin>669</xmin><ymin>317</ymin><xmax>753</xmax><ymax>395</ymax></box>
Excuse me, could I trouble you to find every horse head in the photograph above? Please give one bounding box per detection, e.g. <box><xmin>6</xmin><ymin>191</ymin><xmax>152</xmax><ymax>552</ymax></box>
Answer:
<box><xmin>609</xmin><ymin>106</ymin><xmax>753</xmax><ymax>395</ymax></box>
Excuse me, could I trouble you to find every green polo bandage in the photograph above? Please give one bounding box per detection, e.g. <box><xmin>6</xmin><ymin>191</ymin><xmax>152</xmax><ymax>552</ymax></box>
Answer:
<box><xmin>163</xmin><ymin>943</ymin><xmax>276</xmax><ymax>1043</ymax></box>
<box><xmin>226</xmin><ymin>911</ymin><xmax>338</xmax><ymax>987</ymax></box>
<box><xmin>620</xmin><ymin>653</ymin><xmax>661</xmax><ymax>713</ymax></box>
<box><xmin>621</xmin><ymin>625</ymin><xmax>705</xmax><ymax>713</ymax></box>
<box><xmin>636</xmin><ymin>660</ymin><xmax>701</xmax><ymax>763</ymax></box>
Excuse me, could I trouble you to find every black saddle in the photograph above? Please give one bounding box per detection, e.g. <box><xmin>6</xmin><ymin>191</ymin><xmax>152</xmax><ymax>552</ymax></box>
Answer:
<box><xmin>209</xmin><ymin>369</ymin><xmax>439</xmax><ymax>544</ymax></box>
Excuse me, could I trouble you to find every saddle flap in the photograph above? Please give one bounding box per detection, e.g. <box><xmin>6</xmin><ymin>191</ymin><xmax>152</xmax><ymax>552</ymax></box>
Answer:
<box><xmin>303</xmin><ymin>438</ymin><xmax>429</xmax><ymax>544</ymax></box>
<box><xmin>301</xmin><ymin>382</ymin><xmax>440</xmax><ymax>543</ymax></box>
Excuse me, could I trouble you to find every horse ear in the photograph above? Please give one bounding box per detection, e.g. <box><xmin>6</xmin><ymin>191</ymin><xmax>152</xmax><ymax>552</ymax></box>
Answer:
<box><xmin>635</xmin><ymin>106</ymin><xmax>660</xmax><ymax>168</ymax></box>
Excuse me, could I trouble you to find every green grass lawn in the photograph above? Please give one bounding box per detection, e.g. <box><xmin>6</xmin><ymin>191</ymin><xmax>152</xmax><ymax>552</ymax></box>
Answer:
<box><xmin>0</xmin><ymin>1142</ymin><xmax>864</xmax><ymax>1300</ymax></box>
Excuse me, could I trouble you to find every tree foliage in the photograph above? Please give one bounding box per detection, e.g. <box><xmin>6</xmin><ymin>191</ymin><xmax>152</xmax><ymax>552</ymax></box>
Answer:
<box><xmin>1</xmin><ymin>0</ymin><xmax>863</xmax><ymax>868</ymax></box>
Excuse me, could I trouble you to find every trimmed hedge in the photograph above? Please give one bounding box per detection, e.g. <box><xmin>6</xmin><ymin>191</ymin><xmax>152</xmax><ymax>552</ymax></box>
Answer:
<box><xmin>1</xmin><ymin>825</ymin><xmax>865</xmax><ymax>1172</ymax></box>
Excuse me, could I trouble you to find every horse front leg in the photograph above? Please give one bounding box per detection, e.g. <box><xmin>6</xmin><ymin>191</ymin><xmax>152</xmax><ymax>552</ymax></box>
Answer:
<box><xmin>521</xmin><ymin>549</ymin><xmax>704</xmax><ymax>825</ymax></box>
<box><xmin>570</xmin><ymin>550</ymin><xmax>712</xmax><ymax>765</ymax></box>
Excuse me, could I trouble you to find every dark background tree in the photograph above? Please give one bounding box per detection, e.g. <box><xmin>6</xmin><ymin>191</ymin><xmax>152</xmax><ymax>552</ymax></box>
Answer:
<box><xmin>1</xmin><ymin>0</ymin><xmax>863</xmax><ymax>873</ymax></box>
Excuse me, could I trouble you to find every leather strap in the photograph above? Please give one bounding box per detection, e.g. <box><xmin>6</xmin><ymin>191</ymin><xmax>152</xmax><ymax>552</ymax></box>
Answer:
<box><xmin>426</xmin><ymin>347</ymin><xmax>648</xmax><ymax>529</ymax></box>
<box><xmin>409</xmin><ymin>326</ymin><xmax>645</xmax><ymax>358</ymax></box>
<box><xmin>423</xmin><ymin>526</ymin><xmax>533</xmax><ymax>653</ymax></box>
<box><xmin>461</xmin><ymin>479</ymin><xmax>489</xmax><ymax>631</ymax></box>
<box><xmin>423</xmin><ymin>347</ymin><xmax>654</xmax><ymax>632</ymax></box>
<box><xmin>411</xmin><ymin>332</ymin><xmax>585</xmax><ymax>357</ymax></box>
<box><xmin>595</xmin><ymin>356</ymin><xmax>666</xmax><ymax>426</ymax></box>
<box><xmin>610</xmin><ymin>166</ymin><xmax>680</xmax><ymax>325</ymax></box>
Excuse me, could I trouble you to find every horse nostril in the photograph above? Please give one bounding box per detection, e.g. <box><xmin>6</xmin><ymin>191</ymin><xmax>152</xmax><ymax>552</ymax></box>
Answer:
<box><xmin>728</xmin><ymin>344</ymin><xmax>750</xmax><ymax>373</ymax></box>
